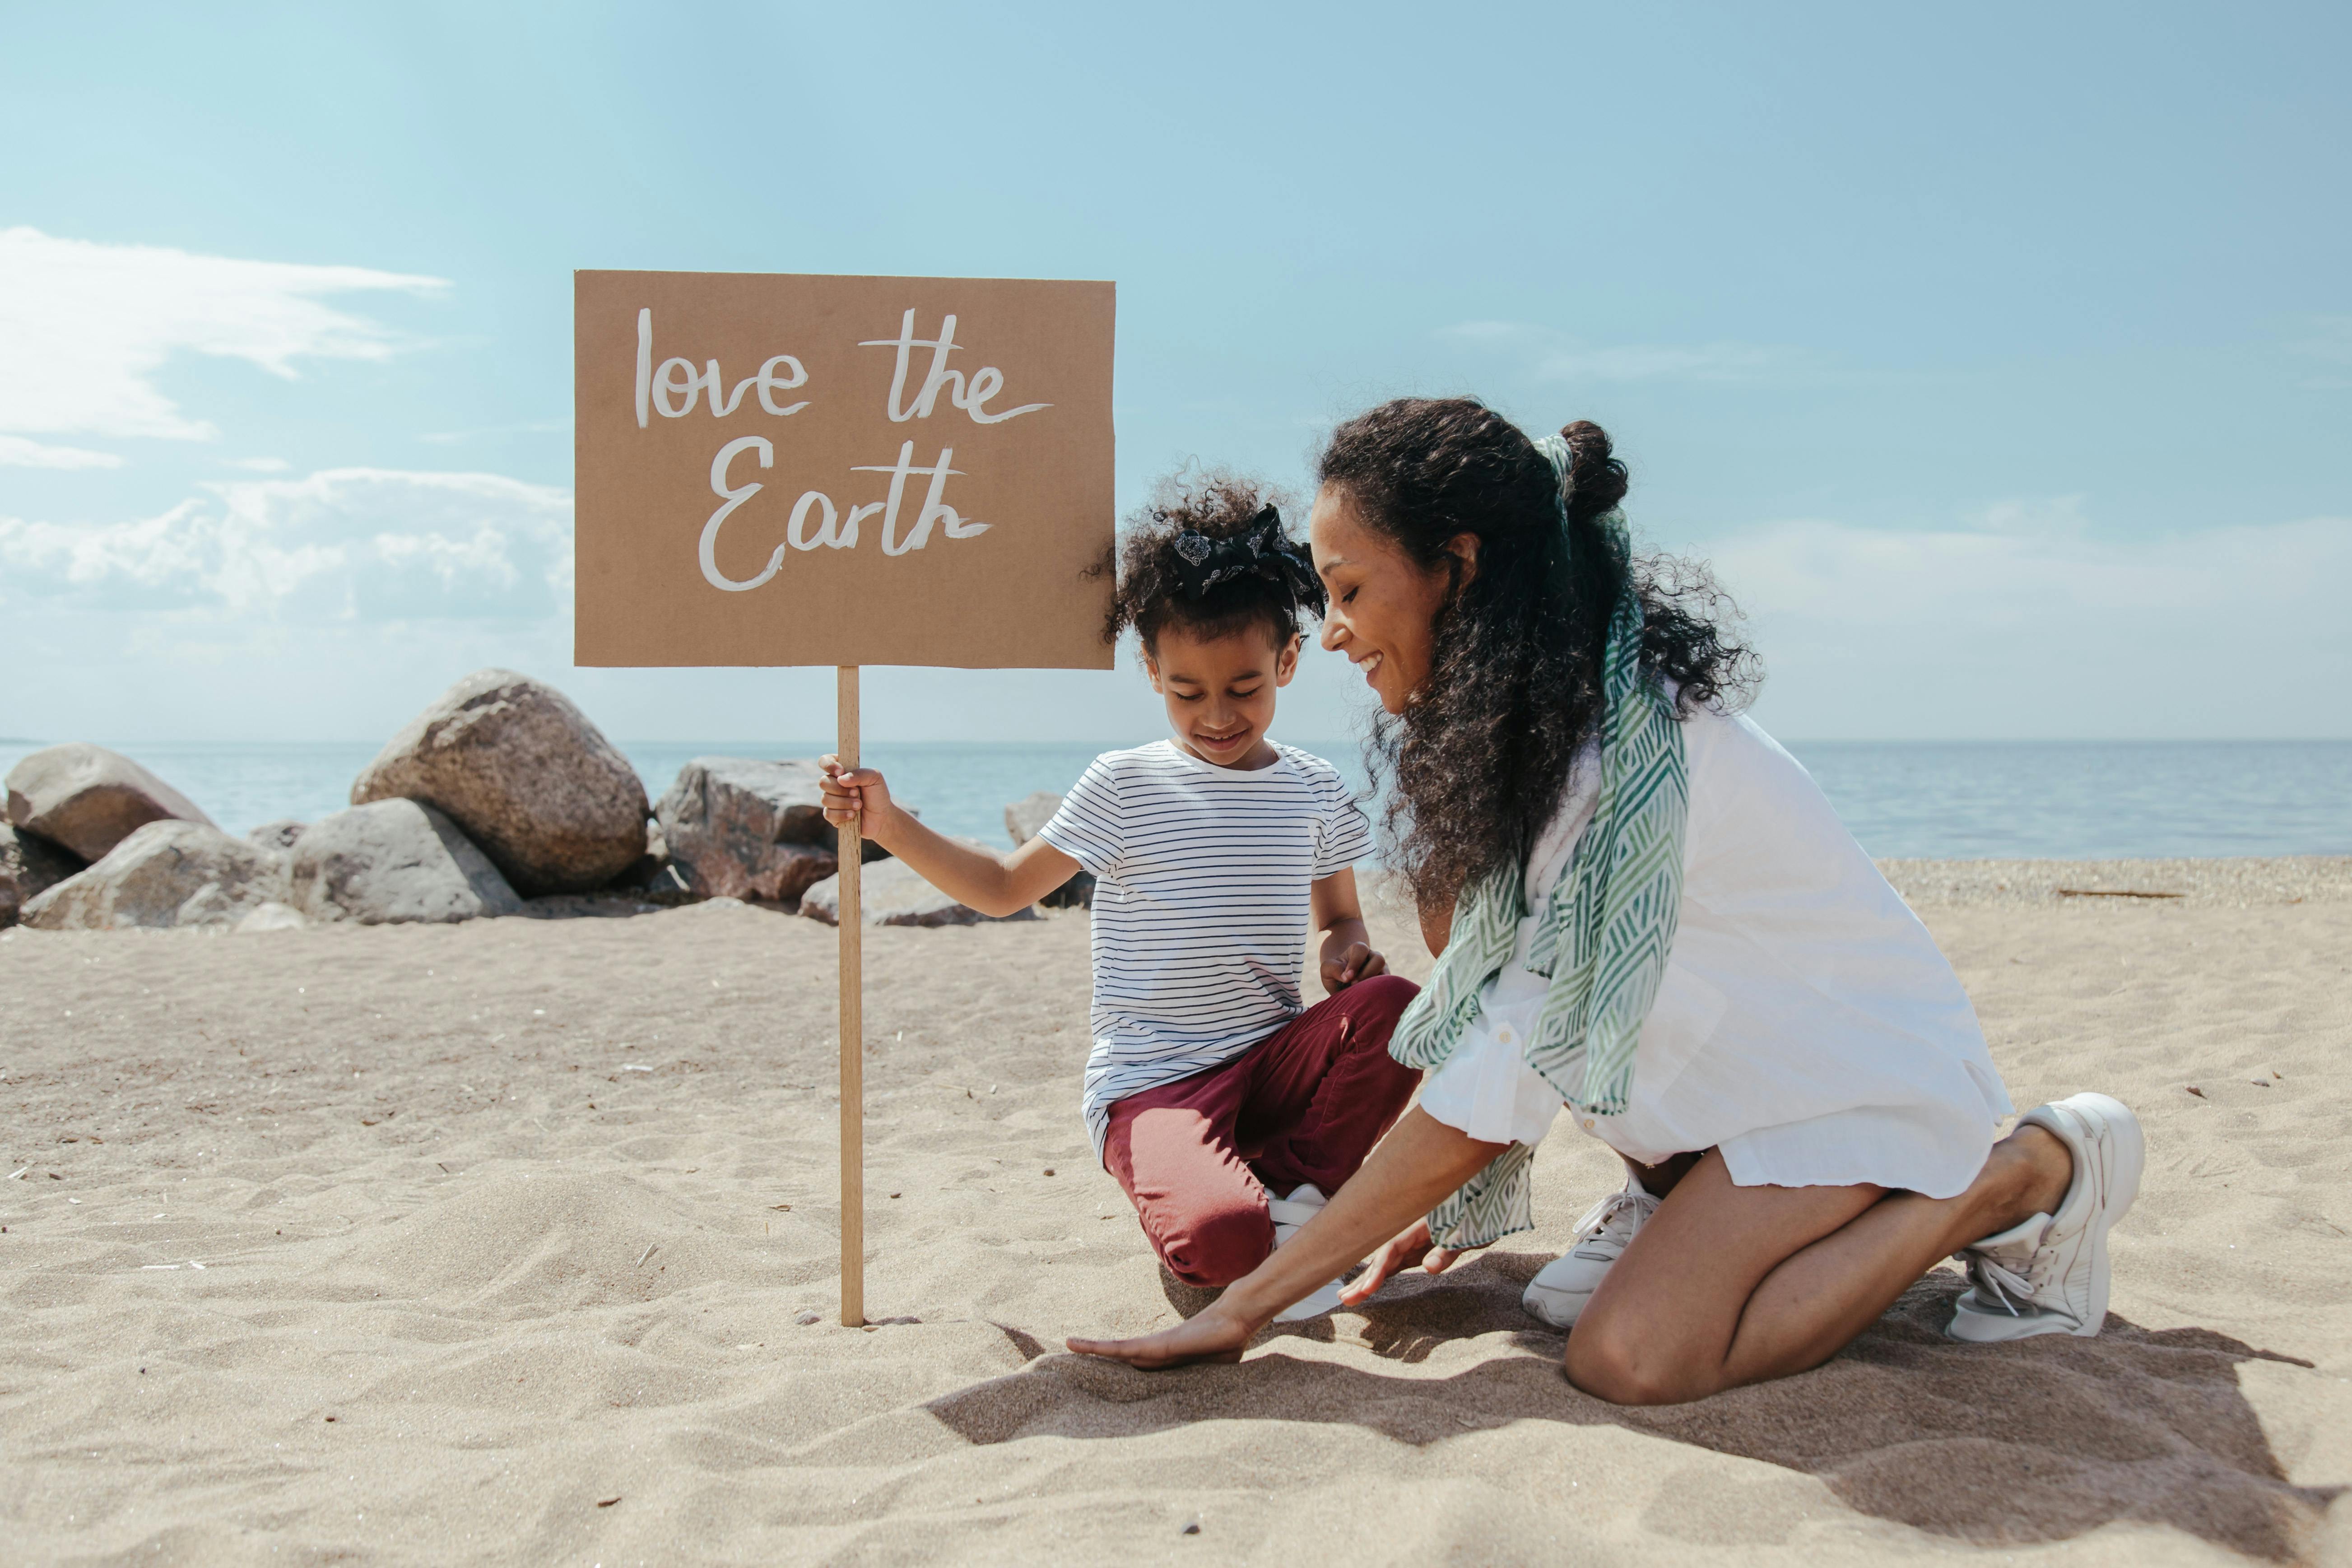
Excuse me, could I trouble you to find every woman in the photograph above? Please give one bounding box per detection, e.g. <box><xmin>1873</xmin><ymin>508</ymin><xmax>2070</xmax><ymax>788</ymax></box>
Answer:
<box><xmin>1069</xmin><ymin>400</ymin><xmax>2143</xmax><ymax>1405</ymax></box>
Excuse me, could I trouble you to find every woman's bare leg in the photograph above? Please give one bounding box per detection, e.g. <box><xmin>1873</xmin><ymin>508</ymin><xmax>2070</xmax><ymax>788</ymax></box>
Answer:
<box><xmin>1071</xmin><ymin>1111</ymin><xmax>2078</xmax><ymax>1394</ymax></box>
<box><xmin>1567</xmin><ymin>1125</ymin><xmax>2073</xmax><ymax>1405</ymax></box>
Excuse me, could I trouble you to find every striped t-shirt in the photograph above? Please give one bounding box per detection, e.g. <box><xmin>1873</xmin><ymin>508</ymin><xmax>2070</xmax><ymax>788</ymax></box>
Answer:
<box><xmin>1037</xmin><ymin>739</ymin><xmax>1374</xmax><ymax>1157</ymax></box>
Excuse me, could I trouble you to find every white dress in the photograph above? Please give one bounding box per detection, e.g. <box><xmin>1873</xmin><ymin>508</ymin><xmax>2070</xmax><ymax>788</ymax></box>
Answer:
<box><xmin>1416</xmin><ymin>707</ymin><xmax>2012</xmax><ymax>1200</ymax></box>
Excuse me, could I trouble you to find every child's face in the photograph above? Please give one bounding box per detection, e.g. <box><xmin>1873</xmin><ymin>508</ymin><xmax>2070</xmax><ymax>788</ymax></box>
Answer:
<box><xmin>1144</xmin><ymin>622</ymin><xmax>1299</xmax><ymax>769</ymax></box>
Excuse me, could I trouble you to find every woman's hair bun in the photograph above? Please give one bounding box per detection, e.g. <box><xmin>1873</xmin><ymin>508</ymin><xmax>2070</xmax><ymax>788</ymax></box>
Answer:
<box><xmin>1558</xmin><ymin>419</ymin><xmax>1629</xmax><ymax>524</ymax></box>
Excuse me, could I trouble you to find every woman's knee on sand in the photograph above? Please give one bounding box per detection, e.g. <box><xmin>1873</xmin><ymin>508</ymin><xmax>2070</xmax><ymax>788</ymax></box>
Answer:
<box><xmin>1559</xmin><ymin>1294</ymin><xmax>1732</xmax><ymax>1406</ymax></box>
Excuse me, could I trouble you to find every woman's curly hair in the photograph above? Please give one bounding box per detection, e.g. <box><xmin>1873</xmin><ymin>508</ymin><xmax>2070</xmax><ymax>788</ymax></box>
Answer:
<box><xmin>1317</xmin><ymin>399</ymin><xmax>1760</xmax><ymax>910</ymax></box>
<box><xmin>1102</xmin><ymin>469</ymin><xmax>1319</xmax><ymax>656</ymax></box>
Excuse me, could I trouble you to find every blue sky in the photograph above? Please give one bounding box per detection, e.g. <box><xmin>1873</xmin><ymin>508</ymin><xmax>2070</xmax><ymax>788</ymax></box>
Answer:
<box><xmin>2</xmin><ymin>1</ymin><xmax>2345</xmax><ymax>745</ymax></box>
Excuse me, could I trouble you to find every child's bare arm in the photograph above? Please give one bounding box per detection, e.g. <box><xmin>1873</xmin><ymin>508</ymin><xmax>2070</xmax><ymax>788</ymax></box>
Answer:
<box><xmin>819</xmin><ymin>756</ymin><xmax>1082</xmax><ymax>918</ymax></box>
<box><xmin>1311</xmin><ymin>867</ymin><xmax>1389</xmax><ymax>994</ymax></box>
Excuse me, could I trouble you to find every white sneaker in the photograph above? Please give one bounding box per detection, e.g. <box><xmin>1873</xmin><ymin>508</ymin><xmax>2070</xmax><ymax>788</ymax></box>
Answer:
<box><xmin>1948</xmin><ymin>1092</ymin><xmax>2144</xmax><ymax>1343</ymax></box>
<box><xmin>1522</xmin><ymin>1176</ymin><xmax>1660</xmax><ymax>1329</ymax></box>
<box><xmin>1267</xmin><ymin>1184</ymin><xmax>1347</xmax><ymax>1323</ymax></box>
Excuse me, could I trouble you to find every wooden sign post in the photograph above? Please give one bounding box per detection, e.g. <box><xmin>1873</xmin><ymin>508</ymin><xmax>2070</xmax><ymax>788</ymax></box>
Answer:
<box><xmin>573</xmin><ymin>271</ymin><xmax>1115</xmax><ymax>1325</ymax></box>
<box><xmin>835</xmin><ymin>666</ymin><xmax>862</xmax><ymax>1325</ymax></box>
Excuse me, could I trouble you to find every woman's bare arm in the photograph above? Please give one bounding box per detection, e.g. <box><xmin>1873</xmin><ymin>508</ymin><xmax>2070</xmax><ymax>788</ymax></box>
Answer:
<box><xmin>1067</xmin><ymin>1108</ymin><xmax>1506</xmax><ymax>1368</ymax></box>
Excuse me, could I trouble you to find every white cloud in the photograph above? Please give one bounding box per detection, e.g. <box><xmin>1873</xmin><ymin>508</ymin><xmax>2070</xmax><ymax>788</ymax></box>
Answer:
<box><xmin>1968</xmin><ymin>494</ymin><xmax>2090</xmax><ymax>536</ymax></box>
<box><xmin>1440</xmin><ymin>321</ymin><xmax>1781</xmax><ymax>383</ymax></box>
<box><xmin>0</xmin><ymin>227</ymin><xmax>446</xmax><ymax>442</ymax></box>
<box><xmin>0</xmin><ymin>467</ymin><xmax>572</xmax><ymax>623</ymax></box>
<box><xmin>1692</xmin><ymin>510</ymin><xmax>2352</xmax><ymax>739</ymax></box>
<box><xmin>0</xmin><ymin>434</ymin><xmax>123</xmax><ymax>469</ymax></box>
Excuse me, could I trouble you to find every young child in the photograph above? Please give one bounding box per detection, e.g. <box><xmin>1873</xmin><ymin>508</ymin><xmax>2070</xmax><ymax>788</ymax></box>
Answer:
<box><xmin>820</xmin><ymin>475</ymin><xmax>1421</xmax><ymax>1320</ymax></box>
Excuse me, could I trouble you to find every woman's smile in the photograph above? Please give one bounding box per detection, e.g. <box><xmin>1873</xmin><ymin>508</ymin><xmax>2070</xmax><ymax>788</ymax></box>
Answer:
<box><xmin>1308</xmin><ymin>484</ymin><xmax>1457</xmax><ymax>716</ymax></box>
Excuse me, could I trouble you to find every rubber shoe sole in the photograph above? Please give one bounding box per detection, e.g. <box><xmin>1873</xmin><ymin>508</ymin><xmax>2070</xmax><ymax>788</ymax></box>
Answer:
<box><xmin>1948</xmin><ymin>1092</ymin><xmax>2143</xmax><ymax>1342</ymax></box>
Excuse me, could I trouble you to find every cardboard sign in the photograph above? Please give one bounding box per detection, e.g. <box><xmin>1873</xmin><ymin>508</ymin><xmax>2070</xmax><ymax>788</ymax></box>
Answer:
<box><xmin>573</xmin><ymin>271</ymin><xmax>1115</xmax><ymax>669</ymax></box>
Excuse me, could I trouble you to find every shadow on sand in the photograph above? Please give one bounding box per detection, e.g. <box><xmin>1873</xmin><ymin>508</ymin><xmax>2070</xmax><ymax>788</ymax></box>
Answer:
<box><xmin>927</xmin><ymin>1253</ymin><xmax>2338</xmax><ymax>1561</ymax></box>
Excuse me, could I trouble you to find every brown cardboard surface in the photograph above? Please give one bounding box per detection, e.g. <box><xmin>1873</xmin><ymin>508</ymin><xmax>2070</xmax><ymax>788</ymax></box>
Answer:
<box><xmin>574</xmin><ymin>271</ymin><xmax>1114</xmax><ymax>669</ymax></box>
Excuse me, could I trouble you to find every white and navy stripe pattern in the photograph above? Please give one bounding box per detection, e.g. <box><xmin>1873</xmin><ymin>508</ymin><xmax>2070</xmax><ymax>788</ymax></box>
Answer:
<box><xmin>1037</xmin><ymin>740</ymin><xmax>1372</xmax><ymax>1156</ymax></box>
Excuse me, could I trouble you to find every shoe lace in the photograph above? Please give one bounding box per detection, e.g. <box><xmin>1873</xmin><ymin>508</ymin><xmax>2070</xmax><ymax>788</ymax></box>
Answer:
<box><xmin>1960</xmin><ymin>1251</ymin><xmax>2038</xmax><ymax>1317</ymax></box>
<box><xmin>1572</xmin><ymin>1191</ymin><xmax>1655</xmax><ymax>1254</ymax></box>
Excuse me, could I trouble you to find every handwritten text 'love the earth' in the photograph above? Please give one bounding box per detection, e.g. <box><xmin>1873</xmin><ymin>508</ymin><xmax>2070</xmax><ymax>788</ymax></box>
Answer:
<box><xmin>633</xmin><ymin>307</ymin><xmax>1050</xmax><ymax>591</ymax></box>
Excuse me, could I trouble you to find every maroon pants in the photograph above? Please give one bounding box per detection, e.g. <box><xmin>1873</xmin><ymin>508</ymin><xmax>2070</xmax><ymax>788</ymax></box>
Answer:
<box><xmin>1102</xmin><ymin>974</ymin><xmax>1422</xmax><ymax>1288</ymax></box>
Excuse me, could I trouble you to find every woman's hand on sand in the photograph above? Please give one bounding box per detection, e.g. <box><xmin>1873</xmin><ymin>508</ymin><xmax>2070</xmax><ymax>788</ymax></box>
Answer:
<box><xmin>1320</xmin><ymin>940</ymin><xmax>1389</xmax><ymax>994</ymax></box>
<box><xmin>819</xmin><ymin>755</ymin><xmax>893</xmax><ymax>840</ymax></box>
<box><xmin>1337</xmin><ymin>1218</ymin><xmax>1469</xmax><ymax>1307</ymax></box>
<box><xmin>1067</xmin><ymin>1303</ymin><xmax>1255</xmax><ymax>1369</ymax></box>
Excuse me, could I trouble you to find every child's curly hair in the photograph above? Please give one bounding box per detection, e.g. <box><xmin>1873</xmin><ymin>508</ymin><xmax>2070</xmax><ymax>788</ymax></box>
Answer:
<box><xmin>1102</xmin><ymin>470</ymin><xmax>1325</xmax><ymax>657</ymax></box>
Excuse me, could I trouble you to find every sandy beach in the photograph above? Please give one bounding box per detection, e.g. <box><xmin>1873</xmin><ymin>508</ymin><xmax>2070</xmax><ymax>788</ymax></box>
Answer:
<box><xmin>4</xmin><ymin>859</ymin><xmax>2350</xmax><ymax>1566</ymax></box>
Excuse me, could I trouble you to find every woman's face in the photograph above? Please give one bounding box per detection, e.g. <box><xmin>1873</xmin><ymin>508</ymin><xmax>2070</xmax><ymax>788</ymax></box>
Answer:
<box><xmin>1309</xmin><ymin>484</ymin><xmax>1467</xmax><ymax>715</ymax></box>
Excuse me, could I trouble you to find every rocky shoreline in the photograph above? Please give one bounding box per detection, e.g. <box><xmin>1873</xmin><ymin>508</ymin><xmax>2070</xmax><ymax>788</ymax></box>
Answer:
<box><xmin>10</xmin><ymin>668</ymin><xmax>2344</xmax><ymax>936</ymax></box>
<box><xmin>1</xmin><ymin>668</ymin><xmax>1088</xmax><ymax>934</ymax></box>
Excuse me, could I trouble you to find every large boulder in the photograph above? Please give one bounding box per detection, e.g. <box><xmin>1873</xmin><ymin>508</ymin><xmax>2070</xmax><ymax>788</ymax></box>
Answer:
<box><xmin>5</xmin><ymin>743</ymin><xmax>216</xmax><ymax>861</ymax></box>
<box><xmin>247</xmin><ymin>819</ymin><xmax>307</xmax><ymax>851</ymax></box>
<box><xmin>0</xmin><ymin>823</ymin><xmax>85</xmax><ymax>927</ymax></box>
<box><xmin>798</xmin><ymin>844</ymin><xmax>1041</xmax><ymax>929</ymax></box>
<box><xmin>350</xmin><ymin>669</ymin><xmax>647</xmax><ymax>896</ymax></box>
<box><xmin>289</xmin><ymin>799</ymin><xmax>523</xmax><ymax>925</ymax></box>
<box><xmin>1003</xmin><ymin>791</ymin><xmax>1062</xmax><ymax>845</ymax></box>
<box><xmin>23</xmin><ymin>821</ymin><xmax>288</xmax><ymax>930</ymax></box>
<box><xmin>654</xmin><ymin>757</ymin><xmax>860</xmax><ymax>906</ymax></box>
<box><xmin>604</xmin><ymin>819</ymin><xmax>693</xmax><ymax>903</ymax></box>
<box><xmin>1004</xmin><ymin>790</ymin><xmax>1094</xmax><ymax>910</ymax></box>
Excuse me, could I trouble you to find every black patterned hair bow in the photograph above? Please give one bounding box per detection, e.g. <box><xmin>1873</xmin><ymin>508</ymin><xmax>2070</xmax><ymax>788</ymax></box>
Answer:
<box><xmin>1168</xmin><ymin>505</ymin><xmax>1327</xmax><ymax>616</ymax></box>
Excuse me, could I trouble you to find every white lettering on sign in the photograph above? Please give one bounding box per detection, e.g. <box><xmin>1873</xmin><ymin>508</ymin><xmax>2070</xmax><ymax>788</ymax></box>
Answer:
<box><xmin>701</xmin><ymin>436</ymin><xmax>786</xmax><ymax>591</ymax></box>
<box><xmin>851</xmin><ymin>442</ymin><xmax>992</xmax><ymax>556</ymax></box>
<box><xmin>635</xmin><ymin>307</ymin><xmax>653</xmax><ymax>427</ymax></box>
<box><xmin>654</xmin><ymin>356</ymin><xmax>704</xmax><ymax>419</ymax></box>
<box><xmin>643</xmin><ymin>305</ymin><xmax>1022</xmax><ymax>591</ymax></box>
<box><xmin>859</xmin><ymin>310</ymin><xmax>1051</xmax><ymax>425</ymax></box>
<box><xmin>634</xmin><ymin>309</ymin><xmax>809</xmax><ymax>429</ymax></box>
<box><xmin>755</xmin><ymin>356</ymin><xmax>809</xmax><ymax>415</ymax></box>
<box><xmin>788</xmin><ymin>490</ymin><xmax>852</xmax><ymax>551</ymax></box>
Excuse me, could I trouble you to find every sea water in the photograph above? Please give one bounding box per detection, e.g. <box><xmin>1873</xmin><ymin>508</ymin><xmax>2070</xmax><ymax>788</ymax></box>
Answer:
<box><xmin>0</xmin><ymin>737</ymin><xmax>2344</xmax><ymax>861</ymax></box>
